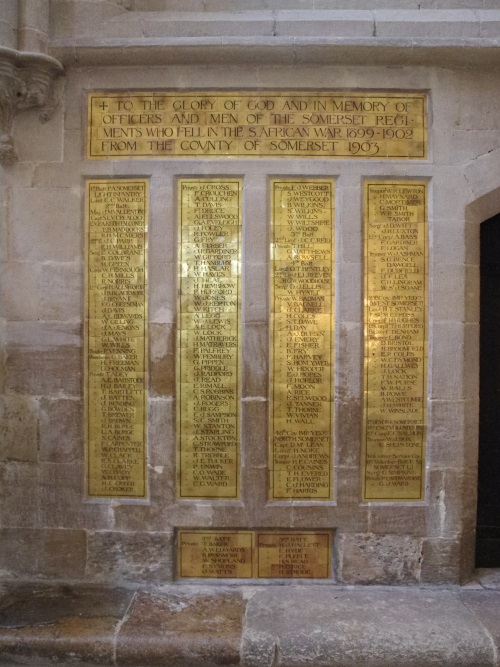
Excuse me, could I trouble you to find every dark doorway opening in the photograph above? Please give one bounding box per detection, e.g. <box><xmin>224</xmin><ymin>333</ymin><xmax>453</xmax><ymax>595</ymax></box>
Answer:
<box><xmin>476</xmin><ymin>213</ymin><xmax>500</xmax><ymax>567</ymax></box>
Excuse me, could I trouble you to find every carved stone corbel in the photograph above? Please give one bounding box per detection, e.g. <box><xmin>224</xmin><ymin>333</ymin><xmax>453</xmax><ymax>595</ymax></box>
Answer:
<box><xmin>0</xmin><ymin>47</ymin><xmax>64</xmax><ymax>164</ymax></box>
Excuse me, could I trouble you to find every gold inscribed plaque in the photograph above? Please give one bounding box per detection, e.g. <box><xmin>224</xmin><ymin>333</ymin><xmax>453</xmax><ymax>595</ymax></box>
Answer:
<box><xmin>257</xmin><ymin>532</ymin><xmax>331</xmax><ymax>579</ymax></box>
<box><xmin>177</xmin><ymin>179</ymin><xmax>242</xmax><ymax>499</ymax></box>
<box><xmin>363</xmin><ymin>181</ymin><xmax>427</xmax><ymax>501</ymax></box>
<box><xmin>178</xmin><ymin>530</ymin><xmax>332</xmax><ymax>578</ymax></box>
<box><xmin>178</xmin><ymin>530</ymin><xmax>254</xmax><ymax>578</ymax></box>
<box><xmin>270</xmin><ymin>180</ymin><xmax>334</xmax><ymax>500</ymax></box>
<box><xmin>88</xmin><ymin>92</ymin><xmax>427</xmax><ymax>159</ymax></box>
<box><xmin>85</xmin><ymin>180</ymin><xmax>148</xmax><ymax>498</ymax></box>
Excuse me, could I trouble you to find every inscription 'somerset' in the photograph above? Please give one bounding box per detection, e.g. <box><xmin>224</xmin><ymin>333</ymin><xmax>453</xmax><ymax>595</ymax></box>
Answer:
<box><xmin>270</xmin><ymin>180</ymin><xmax>334</xmax><ymax>500</ymax></box>
<box><xmin>86</xmin><ymin>180</ymin><xmax>148</xmax><ymax>498</ymax></box>
<box><xmin>88</xmin><ymin>91</ymin><xmax>427</xmax><ymax>159</ymax></box>
<box><xmin>177</xmin><ymin>179</ymin><xmax>242</xmax><ymax>499</ymax></box>
<box><xmin>363</xmin><ymin>182</ymin><xmax>428</xmax><ymax>501</ymax></box>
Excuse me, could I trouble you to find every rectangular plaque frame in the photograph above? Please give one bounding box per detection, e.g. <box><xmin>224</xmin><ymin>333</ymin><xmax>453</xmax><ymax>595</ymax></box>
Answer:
<box><xmin>178</xmin><ymin>529</ymin><xmax>332</xmax><ymax>579</ymax></box>
<box><xmin>270</xmin><ymin>179</ymin><xmax>335</xmax><ymax>501</ymax></box>
<box><xmin>177</xmin><ymin>178</ymin><xmax>242</xmax><ymax>499</ymax></box>
<box><xmin>85</xmin><ymin>179</ymin><xmax>148</xmax><ymax>499</ymax></box>
<box><xmin>88</xmin><ymin>91</ymin><xmax>427</xmax><ymax>160</ymax></box>
<box><xmin>362</xmin><ymin>181</ymin><xmax>428</xmax><ymax>502</ymax></box>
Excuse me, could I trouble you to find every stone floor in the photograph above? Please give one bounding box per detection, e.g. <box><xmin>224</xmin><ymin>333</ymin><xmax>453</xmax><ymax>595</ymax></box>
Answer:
<box><xmin>0</xmin><ymin>571</ymin><xmax>498</xmax><ymax>667</ymax></box>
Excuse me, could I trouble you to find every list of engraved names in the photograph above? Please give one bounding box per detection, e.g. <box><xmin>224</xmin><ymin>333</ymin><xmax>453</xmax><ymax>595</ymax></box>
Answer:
<box><xmin>86</xmin><ymin>180</ymin><xmax>148</xmax><ymax>498</ymax></box>
<box><xmin>88</xmin><ymin>92</ymin><xmax>427</xmax><ymax>159</ymax></box>
<box><xmin>271</xmin><ymin>180</ymin><xmax>334</xmax><ymax>500</ymax></box>
<box><xmin>363</xmin><ymin>182</ymin><xmax>427</xmax><ymax>501</ymax></box>
<box><xmin>178</xmin><ymin>179</ymin><xmax>242</xmax><ymax>498</ymax></box>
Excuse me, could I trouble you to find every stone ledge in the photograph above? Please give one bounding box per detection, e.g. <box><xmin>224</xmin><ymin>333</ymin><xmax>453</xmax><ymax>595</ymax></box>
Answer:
<box><xmin>51</xmin><ymin>36</ymin><xmax>500</xmax><ymax>68</ymax></box>
<box><xmin>0</xmin><ymin>580</ymin><xmax>498</xmax><ymax>666</ymax></box>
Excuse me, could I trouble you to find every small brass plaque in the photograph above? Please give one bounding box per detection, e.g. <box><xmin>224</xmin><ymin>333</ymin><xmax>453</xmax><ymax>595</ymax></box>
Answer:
<box><xmin>88</xmin><ymin>92</ymin><xmax>427</xmax><ymax>159</ymax></box>
<box><xmin>178</xmin><ymin>531</ymin><xmax>254</xmax><ymax>578</ymax></box>
<box><xmin>177</xmin><ymin>179</ymin><xmax>242</xmax><ymax>499</ymax></box>
<box><xmin>178</xmin><ymin>530</ymin><xmax>332</xmax><ymax>578</ymax></box>
<box><xmin>363</xmin><ymin>181</ymin><xmax>427</xmax><ymax>501</ymax></box>
<box><xmin>257</xmin><ymin>532</ymin><xmax>331</xmax><ymax>579</ymax></box>
<box><xmin>270</xmin><ymin>180</ymin><xmax>334</xmax><ymax>500</ymax></box>
<box><xmin>85</xmin><ymin>179</ymin><xmax>148</xmax><ymax>498</ymax></box>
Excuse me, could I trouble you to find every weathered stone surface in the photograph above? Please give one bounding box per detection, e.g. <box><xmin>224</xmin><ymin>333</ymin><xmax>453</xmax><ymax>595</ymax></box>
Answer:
<box><xmin>241</xmin><ymin>587</ymin><xmax>496</xmax><ymax>667</ymax></box>
<box><xmin>38</xmin><ymin>397</ymin><xmax>81</xmax><ymax>463</ymax></box>
<box><xmin>0</xmin><ymin>583</ymin><xmax>133</xmax><ymax>666</ymax></box>
<box><xmin>459</xmin><ymin>589</ymin><xmax>500</xmax><ymax>659</ymax></box>
<box><xmin>116</xmin><ymin>590</ymin><xmax>245</xmax><ymax>666</ymax></box>
<box><xmin>337</xmin><ymin>533</ymin><xmax>422</xmax><ymax>584</ymax></box>
<box><xmin>0</xmin><ymin>395</ymin><xmax>38</xmax><ymax>462</ymax></box>
<box><xmin>86</xmin><ymin>531</ymin><xmax>173</xmax><ymax>583</ymax></box>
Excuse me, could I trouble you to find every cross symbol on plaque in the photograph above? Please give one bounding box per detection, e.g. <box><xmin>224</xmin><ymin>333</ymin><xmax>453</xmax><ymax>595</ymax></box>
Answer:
<box><xmin>99</xmin><ymin>101</ymin><xmax>108</xmax><ymax>110</ymax></box>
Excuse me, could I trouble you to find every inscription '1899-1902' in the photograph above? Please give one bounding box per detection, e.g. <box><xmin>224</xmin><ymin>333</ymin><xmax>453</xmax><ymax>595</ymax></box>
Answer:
<box><xmin>88</xmin><ymin>91</ymin><xmax>427</xmax><ymax>159</ymax></box>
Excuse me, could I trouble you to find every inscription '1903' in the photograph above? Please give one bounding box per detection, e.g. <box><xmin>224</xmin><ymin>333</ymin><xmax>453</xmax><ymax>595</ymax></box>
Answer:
<box><xmin>88</xmin><ymin>92</ymin><xmax>427</xmax><ymax>159</ymax></box>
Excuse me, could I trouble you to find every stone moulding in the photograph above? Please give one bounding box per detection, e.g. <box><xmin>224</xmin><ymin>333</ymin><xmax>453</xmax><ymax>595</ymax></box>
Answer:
<box><xmin>0</xmin><ymin>47</ymin><xmax>64</xmax><ymax>164</ymax></box>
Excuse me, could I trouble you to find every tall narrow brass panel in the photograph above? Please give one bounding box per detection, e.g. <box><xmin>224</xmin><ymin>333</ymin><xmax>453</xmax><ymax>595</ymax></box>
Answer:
<box><xmin>363</xmin><ymin>181</ymin><xmax>427</xmax><ymax>501</ymax></box>
<box><xmin>177</xmin><ymin>179</ymin><xmax>242</xmax><ymax>499</ymax></box>
<box><xmin>270</xmin><ymin>179</ymin><xmax>334</xmax><ymax>500</ymax></box>
<box><xmin>88</xmin><ymin>91</ymin><xmax>427</xmax><ymax>160</ymax></box>
<box><xmin>86</xmin><ymin>179</ymin><xmax>148</xmax><ymax>498</ymax></box>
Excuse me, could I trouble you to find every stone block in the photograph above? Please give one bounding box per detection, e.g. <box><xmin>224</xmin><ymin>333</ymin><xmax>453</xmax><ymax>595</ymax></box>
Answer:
<box><xmin>241</xmin><ymin>587</ymin><xmax>494</xmax><ymax>667</ymax></box>
<box><xmin>276</xmin><ymin>10</ymin><xmax>374</xmax><ymax>37</ymax></box>
<box><xmin>149</xmin><ymin>322</ymin><xmax>175</xmax><ymax>397</ymax></box>
<box><xmin>113</xmin><ymin>466</ymin><xmax>173</xmax><ymax>532</ymax></box>
<box><xmin>0</xmin><ymin>527</ymin><xmax>86</xmax><ymax>579</ymax></box>
<box><xmin>38</xmin><ymin>463</ymin><xmax>114</xmax><ymax>531</ymax></box>
<box><xmin>336</xmin><ymin>398</ymin><xmax>362</xmax><ymax>468</ymax></box>
<box><xmin>148</xmin><ymin>396</ymin><xmax>174</xmax><ymax>468</ymax></box>
<box><xmin>0</xmin><ymin>582</ymin><xmax>129</xmax><ymax>665</ymax></box>
<box><xmin>420</xmin><ymin>537</ymin><xmax>461</xmax><ymax>584</ymax></box>
<box><xmin>38</xmin><ymin>397</ymin><xmax>82</xmax><ymax>463</ymax></box>
<box><xmin>149</xmin><ymin>262</ymin><xmax>176</xmax><ymax>324</ymax></box>
<box><xmin>243</xmin><ymin>321</ymin><xmax>268</xmax><ymax>399</ymax></box>
<box><xmin>86</xmin><ymin>530</ymin><xmax>174</xmax><ymax>583</ymax></box>
<box><xmin>375</xmin><ymin>10</ymin><xmax>479</xmax><ymax>39</ymax></box>
<box><xmin>431</xmin><ymin>262</ymin><xmax>465</xmax><ymax>322</ymax></box>
<box><xmin>427</xmin><ymin>399</ymin><xmax>476</xmax><ymax>470</ymax></box>
<box><xmin>369</xmin><ymin>506</ymin><xmax>427</xmax><ymax>537</ymax></box>
<box><xmin>0</xmin><ymin>261</ymin><xmax>41</xmax><ymax>321</ymax></box>
<box><xmin>116</xmin><ymin>590</ymin><xmax>245</xmax><ymax>666</ymax></box>
<box><xmin>0</xmin><ymin>464</ymin><xmax>39</xmax><ymax>527</ymax></box>
<box><xmin>10</xmin><ymin>187</ymin><xmax>81</xmax><ymax>263</ymax></box>
<box><xmin>5</xmin><ymin>345</ymin><xmax>82</xmax><ymax>397</ymax></box>
<box><xmin>0</xmin><ymin>395</ymin><xmax>38</xmax><ymax>463</ymax></box>
<box><xmin>336</xmin><ymin>260</ymin><xmax>362</xmax><ymax>323</ymax></box>
<box><xmin>38</xmin><ymin>262</ymin><xmax>82</xmax><ymax>321</ymax></box>
<box><xmin>336</xmin><ymin>322</ymin><xmax>362</xmax><ymax>401</ymax></box>
<box><xmin>142</xmin><ymin>12</ymin><xmax>275</xmax><ymax>38</ymax></box>
<box><xmin>429</xmin><ymin>322</ymin><xmax>464</xmax><ymax>400</ymax></box>
<box><xmin>245</xmin><ymin>262</ymin><xmax>268</xmax><ymax>323</ymax></box>
<box><xmin>337</xmin><ymin>533</ymin><xmax>422</xmax><ymax>584</ymax></box>
<box><xmin>37</xmin><ymin>528</ymin><xmax>87</xmax><ymax>578</ymax></box>
<box><xmin>426</xmin><ymin>469</ymin><xmax>477</xmax><ymax>539</ymax></box>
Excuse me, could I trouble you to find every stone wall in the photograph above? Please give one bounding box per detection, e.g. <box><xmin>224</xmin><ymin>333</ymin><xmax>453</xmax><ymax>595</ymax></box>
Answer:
<box><xmin>0</xmin><ymin>2</ymin><xmax>498</xmax><ymax>585</ymax></box>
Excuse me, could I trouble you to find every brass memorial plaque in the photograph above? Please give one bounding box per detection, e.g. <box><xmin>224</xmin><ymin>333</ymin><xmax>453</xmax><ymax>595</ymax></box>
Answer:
<box><xmin>270</xmin><ymin>180</ymin><xmax>334</xmax><ymax>500</ymax></box>
<box><xmin>88</xmin><ymin>92</ymin><xmax>427</xmax><ymax>159</ymax></box>
<box><xmin>86</xmin><ymin>180</ymin><xmax>148</xmax><ymax>498</ymax></box>
<box><xmin>177</xmin><ymin>179</ymin><xmax>242</xmax><ymax>499</ymax></box>
<box><xmin>178</xmin><ymin>531</ymin><xmax>254</xmax><ymax>578</ymax></box>
<box><xmin>363</xmin><ymin>182</ymin><xmax>427</xmax><ymax>501</ymax></box>
<box><xmin>178</xmin><ymin>529</ymin><xmax>332</xmax><ymax>578</ymax></box>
